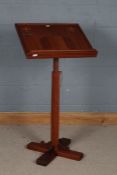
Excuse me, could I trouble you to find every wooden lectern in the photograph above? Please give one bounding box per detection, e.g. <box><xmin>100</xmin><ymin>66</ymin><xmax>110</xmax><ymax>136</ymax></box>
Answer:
<box><xmin>15</xmin><ymin>23</ymin><xmax>97</xmax><ymax>166</ymax></box>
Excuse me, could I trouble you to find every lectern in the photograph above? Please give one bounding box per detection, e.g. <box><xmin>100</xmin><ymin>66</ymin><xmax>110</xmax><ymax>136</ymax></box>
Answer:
<box><xmin>15</xmin><ymin>23</ymin><xmax>97</xmax><ymax>166</ymax></box>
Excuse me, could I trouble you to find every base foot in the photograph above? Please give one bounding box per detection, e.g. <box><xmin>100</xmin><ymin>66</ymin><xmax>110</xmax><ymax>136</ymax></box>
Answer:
<box><xmin>58</xmin><ymin>148</ymin><xmax>83</xmax><ymax>160</ymax></box>
<box><xmin>27</xmin><ymin>141</ymin><xmax>51</xmax><ymax>153</ymax></box>
<box><xmin>36</xmin><ymin>148</ymin><xmax>57</xmax><ymax>166</ymax></box>
<box><xmin>26</xmin><ymin>138</ymin><xmax>84</xmax><ymax>166</ymax></box>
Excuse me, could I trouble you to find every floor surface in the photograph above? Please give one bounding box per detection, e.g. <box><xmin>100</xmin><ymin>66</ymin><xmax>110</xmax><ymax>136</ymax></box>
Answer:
<box><xmin>0</xmin><ymin>124</ymin><xmax>117</xmax><ymax>175</ymax></box>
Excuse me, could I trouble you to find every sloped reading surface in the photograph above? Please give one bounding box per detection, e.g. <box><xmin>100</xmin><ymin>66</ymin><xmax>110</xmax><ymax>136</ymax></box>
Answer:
<box><xmin>15</xmin><ymin>23</ymin><xmax>97</xmax><ymax>58</ymax></box>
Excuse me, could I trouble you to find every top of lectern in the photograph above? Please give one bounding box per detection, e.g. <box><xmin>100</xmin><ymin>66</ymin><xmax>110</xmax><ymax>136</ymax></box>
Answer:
<box><xmin>15</xmin><ymin>23</ymin><xmax>97</xmax><ymax>59</ymax></box>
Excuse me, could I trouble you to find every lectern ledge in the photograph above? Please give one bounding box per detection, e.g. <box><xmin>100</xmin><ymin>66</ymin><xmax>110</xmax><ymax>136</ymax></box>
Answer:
<box><xmin>15</xmin><ymin>23</ymin><xmax>97</xmax><ymax>166</ymax></box>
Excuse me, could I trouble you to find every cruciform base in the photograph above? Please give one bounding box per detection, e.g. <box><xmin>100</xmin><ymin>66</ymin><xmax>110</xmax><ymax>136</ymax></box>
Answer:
<box><xmin>26</xmin><ymin>138</ymin><xmax>84</xmax><ymax>166</ymax></box>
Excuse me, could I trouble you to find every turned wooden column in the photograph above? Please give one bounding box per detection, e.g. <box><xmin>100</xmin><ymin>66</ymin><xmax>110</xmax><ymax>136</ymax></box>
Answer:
<box><xmin>51</xmin><ymin>58</ymin><xmax>61</xmax><ymax>148</ymax></box>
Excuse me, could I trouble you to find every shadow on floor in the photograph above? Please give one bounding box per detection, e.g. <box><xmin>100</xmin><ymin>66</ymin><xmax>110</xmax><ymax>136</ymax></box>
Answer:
<box><xmin>70</xmin><ymin>125</ymin><xmax>100</xmax><ymax>145</ymax></box>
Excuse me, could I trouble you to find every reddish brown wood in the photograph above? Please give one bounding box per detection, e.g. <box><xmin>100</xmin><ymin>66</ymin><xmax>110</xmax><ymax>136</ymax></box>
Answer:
<box><xmin>57</xmin><ymin>148</ymin><xmax>83</xmax><ymax>161</ymax></box>
<box><xmin>15</xmin><ymin>23</ymin><xmax>97</xmax><ymax>58</ymax></box>
<box><xmin>26</xmin><ymin>138</ymin><xmax>83</xmax><ymax>165</ymax></box>
<box><xmin>25</xmin><ymin>59</ymin><xmax>84</xmax><ymax>166</ymax></box>
<box><xmin>27</xmin><ymin>141</ymin><xmax>51</xmax><ymax>153</ymax></box>
<box><xmin>51</xmin><ymin>58</ymin><xmax>61</xmax><ymax>147</ymax></box>
<box><xmin>36</xmin><ymin>148</ymin><xmax>57</xmax><ymax>166</ymax></box>
<box><xmin>15</xmin><ymin>23</ymin><xmax>97</xmax><ymax>166</ymax></box>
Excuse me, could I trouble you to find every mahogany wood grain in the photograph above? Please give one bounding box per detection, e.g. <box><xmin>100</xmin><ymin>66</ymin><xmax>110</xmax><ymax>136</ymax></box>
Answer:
<box><xmin>15</xmin><ymin>23</ymin><xmax>97</xmax><ymax>166</ymax></box>
<box><xmin>51</xmin><ymin>58</ymin><xmax>61</xmax><ymax>147</ymax></box>
<box><xmin>26</xmin><ymin>59</ymin><xmax>84</xmax><ymax>166</ymax></box>
<box><xmin>15</xmin><ymin>23</ymin><xmax>97</xmax><ymax>58</ymax></box>
<box><xmin>26</xmin><ymin>138</ymin><xmax>83</xmax><ymax>166</ymax></box>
